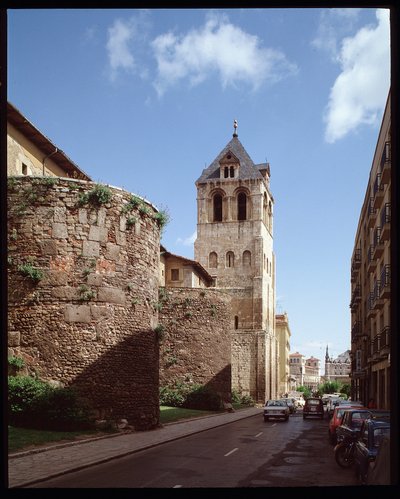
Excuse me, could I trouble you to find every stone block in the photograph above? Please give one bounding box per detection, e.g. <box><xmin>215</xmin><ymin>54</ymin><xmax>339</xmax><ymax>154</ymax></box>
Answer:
<box><xmin>90</xmin><ymin>305</ymin><xmax>112</xmax><ymax>319</ymax></box>
<box><xmin>64</xmin><ymin>304</ymin><xmax>91</xmax><ymax>323</ymax></box>
<box><xmin>54</xmin><ymin>206</ymin><xmax>66</xmax><ymax>223</ymax></box>
<box><xmin>89</xmin><ymin>226</ymin><xmax>108</xmax><ymax>242</ymax></box>
<box><xmin>52</xmin><ymin>222</ymin><xmax>68</xmax><ymax>239</ymax></box>
<box><xmin>82</xmin><ymin>240</ymin><xmax>100</xmax><ymax>257</ymax></box>
<box><xmin>40</xmin><ymin>239</ymin><xmax>58</xmax><ymax>255</ymax></box>
<box><xmin>97</xmin><ymin>207</ymin><xmax>107</xmax><ymax>226</ymax></box>
<box><xmin>43</xmin><ymin>270</ymin><xmax>69</xmax><ymax>286</ymax></box>
<box><xmin>53</xmin><ymin>286</ymin><xmax>80</xmax><ymax>300</ymax></box>
<box><xmin>8</xmin><ymin>331</ymin><xmax>20</xmax><ymax>347</ymax></box>
<box><xmin>97</xmin><ymin>287</ymin><xmax>126</xmax><ymax>305</ymax></box>
<box><xmin>87</xmin><ymin>273</ymin><xmax>103</xmax><ymax>286</ymax></box>
<box><xmin>78</xmin><ymin>209</ymin><xmax>87</xmax><ymax>224</ymax></box>
<box><xmin>106</xmin><ymin>243</ymin><xmax>120</xmax><ymax>261</ymax></box>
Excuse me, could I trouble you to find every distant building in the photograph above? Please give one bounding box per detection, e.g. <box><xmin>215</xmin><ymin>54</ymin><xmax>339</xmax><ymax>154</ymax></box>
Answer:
<box><xmin>323</xmin><ymin>346</ymin><xmax>351</xmax><ymax>385</ymax></box>
<box><xmin>160</xmin><ymin>245</ymin><xmax>214</xmax><ymax>288</ymax></box>
<box><xmin>275</xmin><ymin>313</ymin><xmax>291</xmax><ymax>396</ymax></box>
<box><xmin>289</xmin><ymin>352</ymin><xmax>321</xmax><ymax>392</ymax></box>
<box><xmin>350</xmin><ymin>90</ymin><xmax>391</xmax><ymax>409</ymax></box>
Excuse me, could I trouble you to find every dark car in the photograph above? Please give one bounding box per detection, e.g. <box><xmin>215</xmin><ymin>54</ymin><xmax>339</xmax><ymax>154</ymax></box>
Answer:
<box><xmin>335</xmin><ymin>409</ymin><xmax>373</xmax><ymax>445</ymax></box>
<box><xmin>354</xmin><ymin>418</ymin><xmax>390</xmax><ymax>484</ymax></box>
<box><xmin>303</xmin><ymin>397</ymin><xmax>324</xmax><ymax>419</ymax></box>
<box><xmin>328</xmin><ymin>404</ymin><xmax>368</xmax><ymax>445</ymax></box>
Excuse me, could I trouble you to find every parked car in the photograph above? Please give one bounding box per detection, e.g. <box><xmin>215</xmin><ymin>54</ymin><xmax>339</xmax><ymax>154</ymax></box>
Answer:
<box><xmin>365</xmin><ymin>432</ymin><xmax>391</xmax><ymax>485</ymax></box>
<box><xmin>303</xmin><ymin>397</ymin><xmax>324</xmax><ymax>419</ymax></box>
<box><xmin>354</xmin><ymin>418</ymin><xmax>390</xmax><ymax>484</ymax></box>
<box><xmin>280</xmin><ymin>398</ymin><xmax>296</xmax><ymax>413</ymax></box>
<box><xmin>328</xmin><ymin>404</ymin><xmax>368</xmax><ymax>445</ymax></box>
<box><xmin>326</xmin><ymin>396</ymin><xmax>344</xmax><ymax>418</ymax></box>
<box><xmin>335</xmin><ymin>409</ymin><xmax>373</xmax><ymax>445</ymax></box>
<box><xmin>264</xmin><ymin>399</ymin><xmax>290</xmax><ymax>422</ymax></box>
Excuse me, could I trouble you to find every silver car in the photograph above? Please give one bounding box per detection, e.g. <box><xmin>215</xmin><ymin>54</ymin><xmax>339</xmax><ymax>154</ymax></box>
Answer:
<box><xmin>264</xmin><ymin>399</ymin><xmax>290</xmax><ymax>422</ymax></box>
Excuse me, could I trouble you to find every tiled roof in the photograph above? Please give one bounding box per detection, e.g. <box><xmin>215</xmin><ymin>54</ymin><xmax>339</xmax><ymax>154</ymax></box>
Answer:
<box><xmin>196</xmin><ymin>135</ymin><xmax>265</xmax><ymax>183</ymax></box>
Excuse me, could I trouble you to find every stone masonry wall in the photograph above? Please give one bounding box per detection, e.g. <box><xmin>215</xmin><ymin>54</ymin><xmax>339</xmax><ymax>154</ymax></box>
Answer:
<box><xmin>7</xmin><ymin>176</ymin><xmax>161</xmax><ymax>430</ymax></box>
<box><xmin>159</xmin><ymin>287</ymin><xmax>232</xmax><ymax>402</ymax></box>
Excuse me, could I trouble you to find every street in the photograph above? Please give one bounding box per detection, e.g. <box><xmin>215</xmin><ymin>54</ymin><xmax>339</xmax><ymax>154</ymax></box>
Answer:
<box><xmin>30</xmin><ymin>411</ymin><xmax>358</xmax><ymax>488</ymax></box>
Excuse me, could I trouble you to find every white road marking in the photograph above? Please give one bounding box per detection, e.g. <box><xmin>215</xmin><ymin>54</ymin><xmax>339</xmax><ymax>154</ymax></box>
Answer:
<box><xmin>224</xmin><ymin>447</ymin><xmax>239</xmax><ymax>457</ymax></box>
<box><xmin>173</xmin><ymin>485</ymin><xmax>182</xmax><ymax>488</ymax></box>
<box><xmin>255</xmin><ymin>432</ymin><xmax>263</xmax><ymax>438</ymax></box>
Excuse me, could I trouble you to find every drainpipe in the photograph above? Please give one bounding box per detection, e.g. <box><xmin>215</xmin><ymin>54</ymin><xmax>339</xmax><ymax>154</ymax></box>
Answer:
<box><xmin>42</xmin><ymin>147</ymin><xmax>58</xmax><ymax>176</ymax></box>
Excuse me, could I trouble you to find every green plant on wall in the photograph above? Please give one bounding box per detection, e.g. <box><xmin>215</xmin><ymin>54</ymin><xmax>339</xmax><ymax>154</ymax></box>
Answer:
<box><xmin>154</xmin><ymin>324</ymin><xmax>165</xmax><ymax>342</ymax></box>
<box><xmin>153</xmin><ymin>208</ymin><xmax>170</xmax><ymax>229</ymax></box>
<box><xmin>121</xmin><ymin>194</ymin><xmax>142</xmax><ymax>214</ymax></box>
<box><xmin>78</xmin><ymin>183</ymin><xmax>113</xmax><ymax>207</ymax></box>
<box><xmin>18</xmin><ymin>262</ymin><xmax>44</xmax><ymax>283</ymax></box>
<box><xmin>126</xmin><ymin>216</ymin><xmax>137</xmax><ymax>228</ymax></box>
<box><xmin>78</xmin><ymin>284</ymin><xmax>96</xmax><ymax>301</ymax></box>
<box><xmin>8</xmin><ymin>356</ymin><xmax>25</xmax><ymax>372</ymax></box>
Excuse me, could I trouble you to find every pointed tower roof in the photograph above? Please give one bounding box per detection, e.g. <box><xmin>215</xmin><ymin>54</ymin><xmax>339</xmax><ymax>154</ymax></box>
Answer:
<box><xmin>196</xmin><ymin>135</ymin><xmax>267</xmax><ymax>184</ymax></box>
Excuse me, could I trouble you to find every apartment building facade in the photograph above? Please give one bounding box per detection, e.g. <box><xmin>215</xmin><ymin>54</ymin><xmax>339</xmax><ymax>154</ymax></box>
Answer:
<box><xmin>350</xmin><ymin>91</ymin><xmax>391</xmax><ymax>409</ymax></box>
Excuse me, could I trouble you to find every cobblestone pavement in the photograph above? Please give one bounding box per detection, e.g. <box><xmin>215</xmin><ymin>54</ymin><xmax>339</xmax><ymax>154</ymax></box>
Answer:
<box><xmin>8</xmin><ymin>407</ymin><xmax>262</xmax><ymax>488</ymax></box>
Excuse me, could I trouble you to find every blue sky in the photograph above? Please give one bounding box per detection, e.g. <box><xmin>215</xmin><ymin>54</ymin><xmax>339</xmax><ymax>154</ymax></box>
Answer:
<box><xmin>7</xmin><ymin>8</ymin><xmax>390</xmax><ymax>366</ymax></box>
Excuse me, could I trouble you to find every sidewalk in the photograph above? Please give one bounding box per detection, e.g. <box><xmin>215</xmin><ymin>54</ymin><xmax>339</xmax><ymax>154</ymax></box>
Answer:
<box><xmin>8</xmin><ymin>406</ymin><xmax>262</xmax><ymax>488</ymax></box>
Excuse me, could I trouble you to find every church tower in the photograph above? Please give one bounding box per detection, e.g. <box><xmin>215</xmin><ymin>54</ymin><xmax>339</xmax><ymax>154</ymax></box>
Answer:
<box><xmin>194</xmin><ymin>121</ymin><xmax>277</xmax><ymax>402</ymax></box>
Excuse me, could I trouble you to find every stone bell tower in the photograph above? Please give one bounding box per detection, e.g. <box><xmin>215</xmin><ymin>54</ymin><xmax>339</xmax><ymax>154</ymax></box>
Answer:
<box><xmin>194</xmin><ymin>121</ymin><xmax>277</xmax><ymax>402</ymax></box>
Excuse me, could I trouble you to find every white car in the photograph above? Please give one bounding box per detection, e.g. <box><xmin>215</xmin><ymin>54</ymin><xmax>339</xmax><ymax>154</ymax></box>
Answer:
<box><xmin>264</xmin><ymin>399</ymin><xmax>290</xmax><ymax>422</ymax></box>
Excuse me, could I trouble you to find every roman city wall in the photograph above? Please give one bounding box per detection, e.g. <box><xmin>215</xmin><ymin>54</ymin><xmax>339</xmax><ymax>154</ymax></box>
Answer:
<box><xmin>158</xmin><ymin>287</ymin><xmax>232</xmax><ymax>402</ymax></box>
<box><xmin>7</xmin><ymin>176</ymin><xmax>161</xmax><ymax>430</ymax></box>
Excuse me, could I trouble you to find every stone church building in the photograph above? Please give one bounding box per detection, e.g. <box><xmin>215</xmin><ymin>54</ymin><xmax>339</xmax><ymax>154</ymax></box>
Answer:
<box><xmin>194</xmin><ymin>123</ymin><xmax>278</xmax><ymax>402</ymax></box>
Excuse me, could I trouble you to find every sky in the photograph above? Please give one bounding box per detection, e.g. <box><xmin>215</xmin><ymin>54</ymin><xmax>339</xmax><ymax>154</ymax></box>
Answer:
<box><xmin>7</xmin><ymin>7</ymin><xmax>391</xmax><ymax>366</ymax></box>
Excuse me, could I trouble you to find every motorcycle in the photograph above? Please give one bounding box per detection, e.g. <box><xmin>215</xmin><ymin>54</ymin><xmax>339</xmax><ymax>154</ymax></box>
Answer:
<box><xmin>334</xmin><ymin>432</ymin><xmax>357</xmax><ymax>468</ymax></box>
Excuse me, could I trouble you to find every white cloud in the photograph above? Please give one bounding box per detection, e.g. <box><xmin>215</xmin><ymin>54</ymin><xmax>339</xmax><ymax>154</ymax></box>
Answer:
<box><xmin>106</xmin><ymin>12</ymin><xmax>151</xmax><ymax>82</ymax></box>
<box><xmin>311</xmin><ymin>8</ymin><xmax>361</xmax><ymax>60</ymax></box>
<box><xmin>324</xmin><ymin>9</ymin><xmax>390</xmax><ymax>143</ymax></box>
<box><xmin>151</xmin><ymin>13</ymin><xmax>297</xmax><ymax>96</ymax></box>
<box><xmin>177</xmin><ymin>231</ymin><xmax>197</xmax><ymax>246</ymax></box>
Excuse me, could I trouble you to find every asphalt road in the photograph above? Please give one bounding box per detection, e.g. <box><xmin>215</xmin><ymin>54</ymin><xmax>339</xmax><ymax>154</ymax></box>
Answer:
<box><xmin>30</xmin><ymin>411</ymin><xmax>358</xmax><ymax>488</ymax></box>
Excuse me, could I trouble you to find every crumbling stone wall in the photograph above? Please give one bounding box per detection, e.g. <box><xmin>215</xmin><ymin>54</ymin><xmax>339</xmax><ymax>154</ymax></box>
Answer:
<box><xmin>7</xmin><ymin>176</ymin><xmax>161</xmax><ymax>430</ymax></box>
<box><xmin>159</xmin><ymin>287</ymin><xmax>232</xmax><ymax>402</ymax></box>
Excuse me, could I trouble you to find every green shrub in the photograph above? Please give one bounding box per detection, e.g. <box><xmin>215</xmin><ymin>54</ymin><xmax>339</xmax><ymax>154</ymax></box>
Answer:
<box><xmin>159</xmin><ymin>382</ymin><xmax>222</xmax><ymax>411</ymax></box>
<box><xmin>8</xmin><ymin>376</ymin><xmax>92</xmax><ymax>431</ymax></box>
<box><xmin>153</xmin><ymin>209</ymin><xmax>170</xmax><ymax>229</ymax></box>
<box><xmin>8</xmin><ymin>356</ymin><xmax>25</xmax><ymax>371</ymax></box>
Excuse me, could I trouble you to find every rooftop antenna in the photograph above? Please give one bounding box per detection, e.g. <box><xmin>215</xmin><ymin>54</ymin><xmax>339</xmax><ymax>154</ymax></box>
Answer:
<box><xmin>233</xmin><ymin>119</ymin><xmax>238</xmax><ymax>137</ymax></box>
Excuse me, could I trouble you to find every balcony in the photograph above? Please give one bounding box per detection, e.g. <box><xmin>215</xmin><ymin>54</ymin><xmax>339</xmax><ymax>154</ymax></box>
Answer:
<box><xmin>351</xmin><ymin>249</ymin><xmax>361</xmax><ymax>282</ymax></box>
<box><xmin>350</xmin><ymin>285</ymin><xmax>361</xmax><ymax>310</ymax></box>
<box><xmin>380</xmin><ymin>141</ymin><xmax>391</xmax><ymax>184</ymax></box>
<box><xmin>379</xmin><ymin>264</ymin><xmax>390</xmax><ymax>299</ymax></box>
<box><xmin>367</xmin><ymin>292</ymin><xmax>377</xmax><ymax>318</ymax></box>
<box><xmin>373</xmin><ymin>227</ymin><xmax>384</xmax><ymax>259</ymax></box>
<box><xmin>351</xmin><ymin>321</ymin><xmax>361</xmax><ymax>341</ymax></box>
<box><xmin>367</xmin><ymin>245</ymin><xmax>377</xmax><ymax>273</ymax></box>
<box><xmin>372</xmin><ymin>173</ymin><xmax>384</xmax><ymax>209</ymax></box>
<box><xmin>373</xmin><ymin>280</ymin><xmax>384</xmax><ymax>309</ymax></box>
<box><xmin>380</xmin><ymin>203</ymin><xmax>390</xmax><ymax>242</ymax></box>
<box><xmin>379</xmin><ymin>326</ymin><xmax>390</xmax><ymax>359</ymax></box>
<box><xmin>367</xmin><ymin>198</ymin><xmax>377</xmax><ymax>229</ymax></box>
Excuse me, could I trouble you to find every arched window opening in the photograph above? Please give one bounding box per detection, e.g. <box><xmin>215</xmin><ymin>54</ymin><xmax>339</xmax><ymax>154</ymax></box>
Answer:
<box><xmin>268</xmin><ymin>201</ymin><xmax>272</xmax><ymax>229</ymax></box>
<box><xmin>226</xmin><ymin>251</ymin><xmax>234</xmax><ymax>268</ymax></box>
<box><xmin>243</xmin><ymin>250</ymin><xmax>251</xmax><ymax>266</ymax></box>
<box><xmin>209</xmin><ymin>251</ymin><xmax>218</xmax><ymax>268</ymax></box>
<box><xmin>213</xmin><ymin>194</ymin><xmax>223</xmax><ymax>222</ymax></box>
<box><xmin>224</xmin><ymin>166</ymin><xmax>229</xmax><ymax>178</ymax></box>
<box><xmin>263</xmin><ymin>193</ymin><xmax>268</xmax><ymax>225</ymax></box>
<box><xmin>238</xmin><ymin>192</ymin><xmax>247</xmax><ymax>221</ymax></box>
<box><xmin>230</xmin><ymin>166</ymin><xmax>234</xmax><ymax>178</ymax></box>
<box><xmin>234</xmin><ymin>316</ymin><xmax>239</xmax><ymax>330</ymax></box>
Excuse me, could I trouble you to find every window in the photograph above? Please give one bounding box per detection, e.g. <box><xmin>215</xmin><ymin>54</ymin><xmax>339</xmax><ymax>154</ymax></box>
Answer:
<box><xmin>226</xmin><ymin>251</ymin><xmax>234</xmax><ymax>268</ymax></box>
<box><xmin>230</xmin><ymin>166</ymin><xmax>234</xmax><ymax>178</ymax></box>
<box><xmin>224</xmin><ymin>166</ymin><xmax>229</xmax><ymax>178</ymax></box>
<box><xmin>209</xmin><ymin>252</ymin><xmax>218</xmax><ymax>268</ymax></box>
<box><xmin>237</xmin><ymin>192</ymin><xmax>247</xmax><ymax>220</ymax></box>
<box><xmin>213</xmin><ymin>194</ymin><xmax>223</xmax><ymax>222</ymax></box>
<box><xmin>234</xmin><ymin>316</ymin><xmax>239</xmax><ymax>329</ymax></box>
<box><xmin>22</xmin><ymin>163</ymin><xmax>28</xmax><ymax>175</ymax></box>
<box><xmin>171</xmin><ymin>269</ymin><xmax>179</xmax><ymax>281</ymax></box>
<box><xmin>243</xmin><ymin>250</ymin><xmax>251</xmax><ymax>266</ymax></box>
